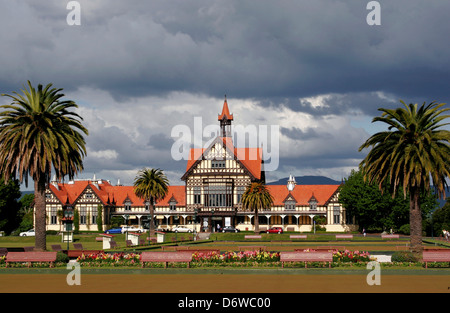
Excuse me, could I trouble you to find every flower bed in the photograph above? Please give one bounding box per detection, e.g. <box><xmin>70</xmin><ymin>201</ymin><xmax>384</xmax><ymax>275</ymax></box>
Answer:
<box><xmin>75</xmin><ymin>249</ymin><xmax>372</xmax><ymax>268</ymax></box>
<box><xmin>0</xmin><ymin>249</ymin><xmax>437</xmax><ymax>269</ymax></box>
<box><xmin>192</xmin><ymin>250</ymin><xmax>280</xmax><ymax>263</ymax></box>
<box><xmin>76</xmin><ymin>252</ymin><xmax>140</xmax><ymax>267</ymax></box>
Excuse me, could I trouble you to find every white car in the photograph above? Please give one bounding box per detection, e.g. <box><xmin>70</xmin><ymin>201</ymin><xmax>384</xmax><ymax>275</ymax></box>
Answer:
<box><xmin>20</xmin><ymin>229</ymin><xmax>35</xmax><ymax>236</ymax></box>
<box><xmin>121</xmin><ymin>226</ymin><xmax>145</xmax><ymax>233</ymax></box>
<box><xmin>172</xmin><ymin>225</ymin><xmax>193</xmax><ymax>233</ymax></box>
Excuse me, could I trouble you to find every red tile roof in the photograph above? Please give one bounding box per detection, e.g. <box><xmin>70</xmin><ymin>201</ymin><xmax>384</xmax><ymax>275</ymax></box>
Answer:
<box><xmin>185</xmin><ymin>137</ymin><xmax>262</xmax><ymax>179</ymax></box>
<box><xmin>184</xmin><ymin>137</ymin><xmax>263</xmax><ymax>180</ymax></box>
<box><xmin>48</xmin><ymin>181</ymin><xmax>339</xmax><ymax>208</ymax></box>
<box><xmin>218</xmin><ymin>99</ymin><xmax>233</xmax><ymax>121</ymax></box>
<box><xmin>267</xmin><ymin>184</ymin><xmax>340</xmax><ymax>206</ymax></box>
<box><xmin>48</xmin><ymin>180</ymin><xmax>185</xmax><ymax>207</ymax></box>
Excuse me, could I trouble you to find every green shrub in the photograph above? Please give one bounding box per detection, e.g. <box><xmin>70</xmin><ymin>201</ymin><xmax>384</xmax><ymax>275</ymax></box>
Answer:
<box><xmin>56</xmin><ymin>251</ymin><xmax>69</xmax><ymax>263</ymax></box>
<box><xmin>398</xmin><ymin>224</ymin><xmax>410</xmax><ymax>235</ymax></box>
<box><xmin>391</xmin><ymin>251</ymin><xmax>418</xmax><ymax>263</ymax></box>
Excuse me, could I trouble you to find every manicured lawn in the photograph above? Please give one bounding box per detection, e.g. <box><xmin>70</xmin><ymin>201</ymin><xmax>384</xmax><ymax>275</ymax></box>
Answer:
<box><xmin>1</xmin><ymin>231</ymin><xmax>448</xmax><ymax>253</ymax></box>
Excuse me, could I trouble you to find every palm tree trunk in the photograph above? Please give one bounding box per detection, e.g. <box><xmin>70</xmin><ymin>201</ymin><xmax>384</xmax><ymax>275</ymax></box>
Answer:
<box><xmin>254</xmin><ymin>207</ymin><xmax>259</xmax><ymax>234</ymax></box>
<box><xmin>149</xmin><ymin>202</ymin><xmax>155</xmax><ymax>235</ymax></box>
<box><xmin>34</xmin><ymin>178</ymin><xmax>47</xmax><ymax>251</ymax></box>
<box><xmin>409</xmin><ymin>186</ymin><xmax>423</xmax><ymax>260</ymax></box>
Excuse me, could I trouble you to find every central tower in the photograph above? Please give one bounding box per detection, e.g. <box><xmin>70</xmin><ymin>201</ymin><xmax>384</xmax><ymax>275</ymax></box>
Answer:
<box><xmin>218</xmin><ymin>95</ymin><xmax>233</xmax><ymax>138</ymax></box>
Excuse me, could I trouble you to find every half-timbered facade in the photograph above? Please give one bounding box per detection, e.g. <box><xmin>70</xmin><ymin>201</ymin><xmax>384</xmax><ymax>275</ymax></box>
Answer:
<box><xmin>41</xmin><ymin>98</ymin><xmax>356</xmax><ymax>233</ymax></box>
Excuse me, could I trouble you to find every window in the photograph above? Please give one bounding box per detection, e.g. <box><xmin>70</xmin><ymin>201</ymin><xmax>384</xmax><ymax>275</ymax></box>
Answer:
<box><xmin>85</xmin><ymin>192</ymin><xmax>93</xmax><ymax>199</ymax></box>
<box><xmin>50</xmin><ymin>207</ymin><xmax>57</xmax><ymax>225</ymax></box>
<box><xmin>285</xmin><ymin>200</ymin><xmax>296</xmax><ymax>211</ymax></box>
<box><xmin>124</xmin><ymin>201</ymin><xmax>132</xmax><ymax>211</ymax></box>
<box><xmin>80</xmin><ymin>206</ymin><xmax>87</xmax><ymax>225</ymax></box>
<box><xmin>211</xmin><ymin>160</ymin><xmax>226</xmax><ymax>169</ymax></box>
<box><xmin>333</xmin><ymin>206</ymin><xmax>340</xmax><ymax>224</ymax></box>
<box><xmin>169</xmin><ymin>200</ymin><xmax>177</xmax><ymax>211</ymax></box>
<box><xmin>91</xmin><ymin>208</ymin><xmax>97</xmax><ymax>224</ymax></box>
<box><xmin>309</xmin><ymin>199</ymin><xmax>317</xmax><ymax>211</ymax></box>
<box><xmin>204</xmin><ymin>184</ymin><xmax>233</xmax><ymax>208</ymax></box>
<box><xmin>194</xmin><ymin>187</ymin><xmax>201</xmax><ymax>204</ymax></box>
<box><xmin>236</xmin><ymin>186</ymin><xmax>246</xmax><ymax>203</ymax></box>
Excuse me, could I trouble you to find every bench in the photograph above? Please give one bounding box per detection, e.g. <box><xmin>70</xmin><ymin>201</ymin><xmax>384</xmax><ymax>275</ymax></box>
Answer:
<box><xmin>140</xmin><ymin>251</ymin><xmax>193</xmax><ymax>268</ymax></box>
<box><xmin>51</xmin><ymin>245</ymin><xmax>63</xmax><ymax>252</ymax></box>
<box><xmin>244</xmin><ymin>235</ymin><xmax>262</xmax><ymax>239</ymax></box>
<box><xmin>5</xmin><ymin>252</ymin><xmax>57</xmax><ymax>268</ymax></box>
<box><xmin>67</xmin><ymin>250</ymin><xmax>103</xmax><ymax>258</ymax></box>
<box><xmin>290</xmin><ymin>235</ymin><xmax>307</xmax><ymax>239</ymax></box>
<box><xmin>73</xmin><ymin>243</ymin><xmax>84</xmax><ymax>250</ymax></box>
<box><xmin>381</xmin><ymin>234</ymin><xmax>399</xmax><ymax>239</ymax></box>
<box><xmin>335</xmin><ymin>234</ymin><xmax>353</xmax><ymax>240</ymax></box>
<box><xmin>238</xmin><ymin>246</ymin><xmax>266</xmax><ymax>252</ymax></box>
<box><xmin>423</xmin><ymin>250</ymin><xmax>450</xmax><ymax>268</ymax></box>
<box><xmin>0</xmin><ymin>248</ymin><xmax>8</xmax><ymax>257</ymax></box>
<box><xmin>146</xmin><ymin>237</ymin><xmax>157</xmax><ymax>244</ymax></box>
<box><xmin>109</xmin><ymin>241</ymin><xmax>118</xmax><ymax>249</ymax></box>
<box><xmin>280</xmin><ymin>251</ymin><xmax>333</xmax><ymax>268</ymax></box>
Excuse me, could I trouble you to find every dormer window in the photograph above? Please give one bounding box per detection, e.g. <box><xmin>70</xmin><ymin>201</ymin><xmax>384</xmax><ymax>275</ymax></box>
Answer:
<box><xmin>285</xmin><ymin>200</ymin><xmax>296</xmax><ymax>210</ymax></box>
<box><xmin>124</xmin><ymin>201</ymin><xmax>132</xmax><ymax>211</ymax></box>
<box><xmin>85</xmin><ymin>192</ymin><xmax>93</xmax><ymax>199</ymax></box>
<box><xmin>169</xmin><ymin>200</ymin><xmax>177</xmax><ymax>211</ymax></box>
<box><xmin>309</xmin><ymin>195</ymin><xmax>318</xmax><ymax>211</ymax></box>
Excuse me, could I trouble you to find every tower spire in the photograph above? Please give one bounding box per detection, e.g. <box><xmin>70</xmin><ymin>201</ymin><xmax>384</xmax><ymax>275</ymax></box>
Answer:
<box><xmin>218</xmin><ymin>96</ymin><xmax>233</xmax><ymax>137</ymax></box>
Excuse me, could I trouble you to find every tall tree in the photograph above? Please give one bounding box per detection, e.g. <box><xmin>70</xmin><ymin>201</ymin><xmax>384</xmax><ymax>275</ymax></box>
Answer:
<box><xmin>133</xmin><ymin>168</ymin><xmax>169</xmax><ymax>234</ymax></box>
<box><xmin>359</xmin><ymin>101</ymin><xmax>449</xmax><ymax>258</ymax></box>
<box><xmin>0</xmin><ymin>177</ymin><xmax>21</xmax><ymax>234</ymax></box>
<box><xmin>339</xmin><ymin>169</ymin><xmax>437</xmax><ymax>233</ymax></box>
<box><xmin>241</xmin><ymin>182</ymin><xmax>274</xmax><ymax>233</ymax></box>
<box><xmin>0</xmin><ymin>81</ymin><xmax>88</xmax><ymax>251</ymax></box>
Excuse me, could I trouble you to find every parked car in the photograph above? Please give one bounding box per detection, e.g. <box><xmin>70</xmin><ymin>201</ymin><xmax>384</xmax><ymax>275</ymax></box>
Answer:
<box><xmin>105</xmin><ymin>227</ymin><xmax>122</xmax><ymax>234</ymax></box>
<box><xmin>121</xmin><ymin>226</ymin><xmax>145</xmax><ymax>233</ymax></box>
<box><xmin>222</xmin><ymin>226</ymin><xmax>240</xmax><ymax>233</ymax></box>
<box><xmin>19</xmin><ymin>229</ymin><xmax>35</xmax><ymax>236</ymax></box>
<box><xmin>266</xmin><ymin>227</ymin><xmax>283</xmax><ymax>234</ymax></box>
<box><xmin>172</xmin><ymin>225</ymin><xmax>193</xmax><ymax>233</ymax></box>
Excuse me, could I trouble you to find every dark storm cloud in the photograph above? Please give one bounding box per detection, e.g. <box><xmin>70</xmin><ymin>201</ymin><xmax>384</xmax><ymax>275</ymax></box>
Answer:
<box><xmin>1</xmin><ymin>0</ymin><xmax>449</xmax><ymax>105</ymax></box>
<box><xmin>2</xmin><ymin>0</ymin><xmax>449</xmax><ymax>188</ymax></box>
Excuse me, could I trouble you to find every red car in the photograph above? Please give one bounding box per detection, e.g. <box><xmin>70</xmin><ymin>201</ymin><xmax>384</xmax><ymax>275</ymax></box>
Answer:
<box><xmin>266</xmin><ymin>227</ymin><xmax>283</xmax><ymax>234</ymax></box>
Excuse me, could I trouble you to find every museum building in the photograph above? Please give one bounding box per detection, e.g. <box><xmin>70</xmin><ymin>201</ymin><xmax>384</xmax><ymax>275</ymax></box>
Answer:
<box><xmin>42</xmin><ymin>99</ymin><xmax>356</xmax><ymax>233</ymax></box>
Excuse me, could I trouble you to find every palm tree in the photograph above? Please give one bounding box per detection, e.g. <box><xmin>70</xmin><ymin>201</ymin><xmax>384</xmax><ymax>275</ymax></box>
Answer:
<box><xmin>0</xmin><ymin>81</ymin><xmax>88</xmax><ymax>251</ymax></box>
<box><xmin>359</xmin><ymin>101</ymin><xmax>450</xmax><ymax>259</ymax></box>
<box><xmin>241</xmin><ymin>182</ymin><xmax>274</xmax><ymax>233</ymax></box>
<box><xmin>133</xmin><ymin>168</ymin><xmax>169</xmax><ymax>234</ymax></box>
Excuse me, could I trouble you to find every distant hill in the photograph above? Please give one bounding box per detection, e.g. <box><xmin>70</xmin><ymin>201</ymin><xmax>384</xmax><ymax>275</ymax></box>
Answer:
<box><xmin>20</xmin><ymin>191</ymin><xmax>34</xmax><ymax>199</ymax></box>
<box><xmin>267</xmin><ymin>175</ymin><xmax>341</xmax><ymax>185</ymax></box>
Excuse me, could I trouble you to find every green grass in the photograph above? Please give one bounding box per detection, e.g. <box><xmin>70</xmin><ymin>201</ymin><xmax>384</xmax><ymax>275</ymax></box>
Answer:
<box><xmin>1</xmin><ymin>231</ymin><xmax>447</xmax><ymax>253</ymax></box>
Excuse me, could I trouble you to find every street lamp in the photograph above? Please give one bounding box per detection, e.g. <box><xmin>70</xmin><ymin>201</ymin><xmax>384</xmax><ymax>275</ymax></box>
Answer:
<box><xmin>308</xmin><ymin>214</ymin><xmax>316</xmax><ymax>234</ymax></box>
<box><xmin>194</xmin><ymin>208</ymin><xmax>198</xmax><ymax>240</ymax></box>
<box><xmin>122</xmin><ymin>214</ymin><xmax>129</xmax><ymax>241</ymax></box>
<box><xmin>62</xmin><ymin>202</ymin><xmax>74</xmax><ymax>250</ymax></box>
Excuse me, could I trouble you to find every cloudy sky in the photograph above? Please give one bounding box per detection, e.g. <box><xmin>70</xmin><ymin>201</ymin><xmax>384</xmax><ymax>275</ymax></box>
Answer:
<box><xmin>1</xmin><ymin>0</ymin><xmax>449</xmax><ymax>190</ymax></box>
